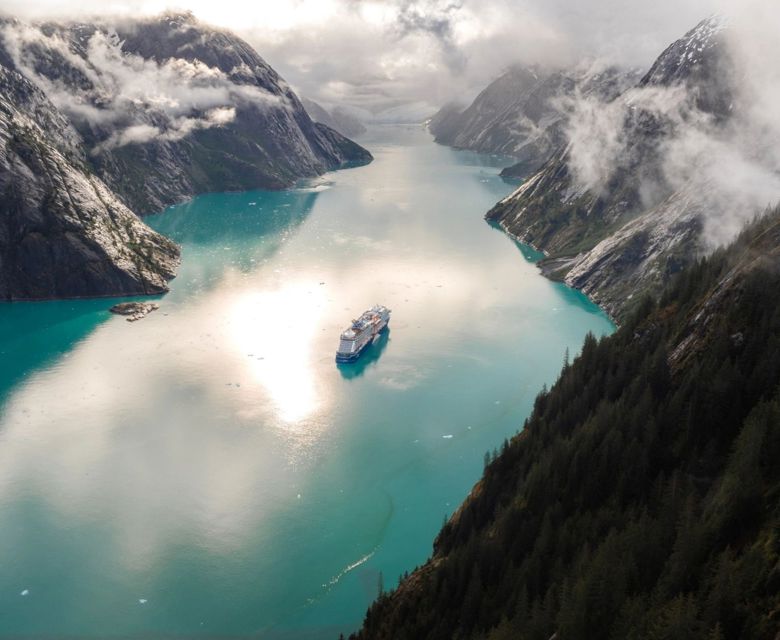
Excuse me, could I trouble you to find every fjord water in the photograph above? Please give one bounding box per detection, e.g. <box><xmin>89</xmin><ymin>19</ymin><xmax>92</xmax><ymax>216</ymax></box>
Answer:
<box><xmin>0</xmin><ymin>125</ymin><xmax>612</xmax><ymax>638</ymax></box>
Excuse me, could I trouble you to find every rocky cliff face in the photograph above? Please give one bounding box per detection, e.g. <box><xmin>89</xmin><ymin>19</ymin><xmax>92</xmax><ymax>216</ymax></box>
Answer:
<box><xmin>487</xmin><ymin>17</ymin><xmax>737</xmax><ymax>321</ymax></box>
<box><xmin>0</xmin><ymin>12</ymin><xmax>372</xmax><ymax>299</ymax></box>
<box><xmin>429</xmin><ymin>64</ymin><xmax>639</xmax><ymax>179</ymax></box>
<box><xmin>0</xmin><ymin>64</ymin><xmax>179</xmax><ymax>300</ymax></box>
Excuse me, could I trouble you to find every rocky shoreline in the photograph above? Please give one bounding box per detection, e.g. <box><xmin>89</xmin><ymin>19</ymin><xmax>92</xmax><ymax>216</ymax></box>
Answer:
<box><xmin>491</xmin><ymin>219</ymin><xmax>621</xmax><ymax>327</ymax></box>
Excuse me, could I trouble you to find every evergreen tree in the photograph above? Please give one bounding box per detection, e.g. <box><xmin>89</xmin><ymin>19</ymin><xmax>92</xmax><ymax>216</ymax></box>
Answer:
<box><xmin>349</xmin><ymin>207</ymin><xmax>780</xmax><ymax>640</ymax></box>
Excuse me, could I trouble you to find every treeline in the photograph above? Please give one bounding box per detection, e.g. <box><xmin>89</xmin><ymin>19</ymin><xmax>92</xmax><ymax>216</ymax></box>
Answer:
<box><xmin>349</xmin><ymin>209</ymin><xmax>780</xmax><ymax>639</ymax></box>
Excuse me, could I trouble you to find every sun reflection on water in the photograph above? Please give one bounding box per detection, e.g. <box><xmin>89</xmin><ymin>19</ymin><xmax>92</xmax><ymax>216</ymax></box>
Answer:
<box><xmin>229</xmin><ymin>282</ymin><xmax>327</xmax><ymax>425</ymax></box>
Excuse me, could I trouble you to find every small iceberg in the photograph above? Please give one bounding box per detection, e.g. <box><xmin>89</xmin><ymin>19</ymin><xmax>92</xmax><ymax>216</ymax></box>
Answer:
<box><xmin>138</xmin><ymin>598</ymin><xmax>147</xmax><ymax>604</ymax></box>
<box><xmin>20</xmin><ymin>589</ymin><xmax>29</xmax><ymax>596</ymax></box>
<box><xmin>442</xmin><ymin>434</ymin><xmax>453</xmax><ymax>439</ymax></box>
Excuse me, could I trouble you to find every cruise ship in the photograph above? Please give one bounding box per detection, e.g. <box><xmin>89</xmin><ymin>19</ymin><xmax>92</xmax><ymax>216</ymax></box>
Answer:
<box><xmin>335</xmin><ymin>305</ymin><xmax>391</xmax><ymax>363</ymax></box>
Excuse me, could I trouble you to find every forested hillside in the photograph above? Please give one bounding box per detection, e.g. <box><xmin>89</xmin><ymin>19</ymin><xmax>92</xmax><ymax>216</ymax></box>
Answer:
<box><xmin>350</xmin><ymin>207</ymin><xmax>780</xmax><ymax>640</ymax></box>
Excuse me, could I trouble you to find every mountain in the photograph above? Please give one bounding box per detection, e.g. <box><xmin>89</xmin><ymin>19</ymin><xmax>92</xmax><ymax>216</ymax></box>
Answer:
<box><xmin>428</xmin><ymin>64</ymin><xmax>640</xmax><ymax>179</ymax></box>
<box><xmin>0</xmin><ymin>12</ymin><xmax>372</xmax><ymax>215</ymax></box>
<box><xmin>0</xmin><ymin>12</ymin><xmax>371</xmax><ymax>299</ymax></box>
<box><xmin>0</xmin><ymin>61</ymin><xmax>179</xmax><ymax>300</ymax></box>
<box><xmin>426</xmin><ymin>101</ymin><xmax>464</xmax><ymax>143</ymax></box>
<box><xmin>350</xmin><ymin>204</ymin><xmax>780</xmax><ymax>640</ymax></box>
<box><xmin>301</xmin><ymin>97</ymin><xmax>366</xmax><ymax>139</ymax></box>
<box><xmin>486</xmin><ymin>17</ymin><xmax>737</xmax><ymax>321</ymax></box>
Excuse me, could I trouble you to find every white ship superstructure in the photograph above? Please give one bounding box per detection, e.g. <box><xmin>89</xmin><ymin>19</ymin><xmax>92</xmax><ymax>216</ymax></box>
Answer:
<box><xmin>335</xmin><ymin>305</ymin><xmax>391</xmax><ymax>363</ymax></box>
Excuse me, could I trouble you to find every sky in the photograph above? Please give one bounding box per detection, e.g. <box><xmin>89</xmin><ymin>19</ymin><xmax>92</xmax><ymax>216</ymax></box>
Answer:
<box><xmin>0</xmin><ymin>0</ymin><xmax>720</xmax><ymax>116</ymax></box>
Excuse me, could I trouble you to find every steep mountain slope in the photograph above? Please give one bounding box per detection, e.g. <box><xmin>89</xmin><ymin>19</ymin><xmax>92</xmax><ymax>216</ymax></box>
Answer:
<box><xmin>0</xmin><ymin>11</ymin><xmax>372</xmax><ymax>299</ymax></box>
<box><xmin>350</xmin><ymin>205</ymin><xmax>780</xmax><ymax>640</ymax></box>
<box><xmin>487</xmin><ymin>17</ymin><xmax>736</xmax><ymax>321</ymax></box>
<box><xmin>0</xmin><ymin>63</ymin><xmax>179</xmax><ymax>300</ymax></box>
<box><xmin>429</xmin><ymin>64</ymin><xmax>639</xmax><ymax>179</ymax></box>
<box><xmin>0</xmin><ymin>12</ymin><xmax>372</xmax><ymax>214</ymax></box>
<box><xmin>301</xmin><ymin>97</ymin><xmax>366</xmax><ymax>139</ymax></box>
<box><xmin>430</xmin><ymin>66</ymin><xmax>548</xmax><ymax>154</ymax></box>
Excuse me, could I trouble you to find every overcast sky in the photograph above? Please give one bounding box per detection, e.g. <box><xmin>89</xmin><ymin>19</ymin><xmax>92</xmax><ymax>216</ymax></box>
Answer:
<box><xmin>1</xmin><ymin>0</ymin><xmax>722</xmax><ymax>115</ymax></box>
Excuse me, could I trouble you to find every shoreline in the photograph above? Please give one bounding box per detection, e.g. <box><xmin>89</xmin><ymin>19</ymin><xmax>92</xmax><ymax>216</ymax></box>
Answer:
<box><xmin>494</xmin><ymin>218</ymin><xmax>620</xmax><ymax>328</ymax></box>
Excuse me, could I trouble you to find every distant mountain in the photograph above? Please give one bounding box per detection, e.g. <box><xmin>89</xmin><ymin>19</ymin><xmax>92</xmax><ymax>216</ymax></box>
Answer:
<box><xmin>351</xmin><ymin>202</ymin><xmax>780</xmax><ymax>640</ymax></box>
<box><xmin>428</xmin><ymin>64</ymin><xmax>640</xmax><ymax>179</ymax></box>
<box><xmin>301</xmin><ymin>97</ymin><xmax>366</xmax><ymax>139</ymax></box>
<box><xmin>0</xmin><ymin>12</ymin><xmax>372</xmax><ymax>299</ymax></box>
<box><xmin>486</xmin><ymin>17</ymin><xmax>737</xmax><ymax>321</ymax></box>
<box><xmin>426</xmin><ymin>101</ymin><xmax>464</xmax><ymax>141</ymax></box>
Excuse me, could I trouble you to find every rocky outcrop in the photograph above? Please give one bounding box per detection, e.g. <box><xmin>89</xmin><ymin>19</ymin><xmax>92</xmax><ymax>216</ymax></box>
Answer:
<box><xmin>109</xmin><ymin>301</ymin><xmax>159</xmax><ymax>321</ymax></box>
<box><xmin>560</xmin><ymin>188</ymin><xmax>704</xmax><ymax>319</ymax></box>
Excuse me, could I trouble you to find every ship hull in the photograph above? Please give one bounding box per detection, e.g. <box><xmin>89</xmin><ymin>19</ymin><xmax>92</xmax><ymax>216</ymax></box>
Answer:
<box><xmin>335</xmin><ymin>350</ymin><xmax>363</xmax><ymax>364</ymax></box>
<box><xmin>335</xmin><ymin>323</ymin><xmax>388</xmax><ymax>363</ymax></box>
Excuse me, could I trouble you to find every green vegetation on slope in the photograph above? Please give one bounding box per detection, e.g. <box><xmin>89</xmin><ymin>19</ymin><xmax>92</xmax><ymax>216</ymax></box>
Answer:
<box><xmin>350</xmin><ymin>209</ymin><xmax>780</xmax><ymax>640</ymax></box>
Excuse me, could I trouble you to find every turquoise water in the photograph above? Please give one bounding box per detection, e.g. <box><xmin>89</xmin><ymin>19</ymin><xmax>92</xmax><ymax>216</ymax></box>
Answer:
<box><xmin>0</xmin><ymin>125</ymin><xmax>613</xmax><ymax>638</ymax></box>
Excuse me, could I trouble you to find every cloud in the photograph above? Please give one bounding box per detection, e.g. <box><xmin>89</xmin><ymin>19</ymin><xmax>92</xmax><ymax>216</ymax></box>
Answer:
<box><xmin>562</xmin><ymin>84</ymin><xmax>696</xmax><ymax>194</ymax></box>
<box><xmin>560</xmin><ymin>4</ymin><xmax>780</xmax><ymax>248</ymax></box>
<box><xmin>97</xmin><ymin>123</ymin><xmax>160</xmax><ymax>149</ymax></box>
<box><xmin>664</xmin><ymin>124</ymin><xmax>780</xmax><ymax>246</ymax></box>
<box><xmin>241</xmin><ymin>0</ymin><xmax>718</xmax><ymax>116</ymax></box>
<box><xmin>394</xmin><ymin>0</ymin><xmax>467</xmax><ymax>74</ymax></box>
<box><xmin>92</xmin><ymin>106</ymin><xmax>236</xmax><ymax>152</ymax></box>
<box><xmin>0</xmin><ymin>21</ymin><xmax>278</xmax><ymax>150</ymax></box>
<box><xmin>0</xmin><ymin>0</ymin><xmax>723</xmax><ymax>116</ymax></box>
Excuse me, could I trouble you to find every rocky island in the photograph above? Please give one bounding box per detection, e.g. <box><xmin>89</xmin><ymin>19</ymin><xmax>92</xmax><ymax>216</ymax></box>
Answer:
<box><xmin>109</xmin><ymin>301</ymin><xmax>160</xmax><ymax>321</ymax></box>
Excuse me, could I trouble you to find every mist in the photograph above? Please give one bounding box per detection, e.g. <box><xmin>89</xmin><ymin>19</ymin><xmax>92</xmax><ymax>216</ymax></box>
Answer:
<box><xmin>0</xmin><ymin>20</ymin><xmax>280</xmax><ymax>152</ymax></box>
<box><xmin>2</xmin><ymin>0</ymin><xmax>718</xmax><ymax>116</ymax></box>
<box><xmin>561</xmin><ymin>1</ymin><xmax>780</xmax><ymax>248</ymax></box>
